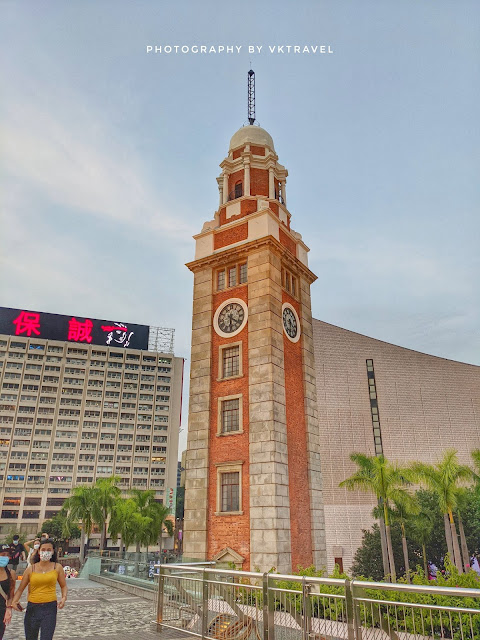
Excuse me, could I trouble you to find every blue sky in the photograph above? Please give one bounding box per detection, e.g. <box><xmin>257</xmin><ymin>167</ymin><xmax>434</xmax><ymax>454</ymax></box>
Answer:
<box><xmin>1</xmin><ymin>1</ymin><xmax>479</xmax><ymax>453</ymax></box>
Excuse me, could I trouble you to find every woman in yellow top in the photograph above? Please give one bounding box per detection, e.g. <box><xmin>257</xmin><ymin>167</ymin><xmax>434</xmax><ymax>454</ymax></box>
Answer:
<box><xmin>11</xmin><ymin>538</ymin><xmax>67</xmax><ymax>640</ymax></box>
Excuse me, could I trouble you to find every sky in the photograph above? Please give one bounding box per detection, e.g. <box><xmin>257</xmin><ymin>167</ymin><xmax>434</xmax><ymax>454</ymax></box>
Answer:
<box><xmin>1</xmin><ymin>1</ymin><xmax>479</xmax><ymax>456</ymax></box>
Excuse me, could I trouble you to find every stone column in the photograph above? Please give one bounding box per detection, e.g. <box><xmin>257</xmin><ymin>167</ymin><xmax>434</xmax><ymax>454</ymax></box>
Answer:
<box><xmin>217</xmin><ymin>176</ymin><xmax>223</xmax><ymax>207</ymax></box>
<box><xmin>300</xmin><ymin>277</ymin><xmax>327</xmax><ymax>569</ymax></box>
<box><xmin>248</xmin><ymin>247</ymin><xmax>292</xmax><ymax>573</ymax></box>
<box><xmin>269</xmin><ymin>168</ymin><xmax>275</xmax><ymax>199</ymax></box>
<box><xmin>244</xmin><ymin>161</ymin><xmax>251</xmax><ymax>197</ymax></box>
<box><xmin>182</xmin><ymin>267</ymin><xmax>213</xmax><ymax>561</ymax></box>
<box><xmin>282</xmin><ymin>181</ymin><xmax>287</xmax><ymax>207</ymax></box>
<box><xmin>223</xmin><ymin>172</ymin><xmax>229</xmax><ymax>204</ymax></box>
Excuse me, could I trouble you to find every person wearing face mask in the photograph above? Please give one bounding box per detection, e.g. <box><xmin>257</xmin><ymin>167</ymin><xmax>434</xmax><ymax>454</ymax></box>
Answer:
<box><xmin>8</xmin><ymin>534</ymin><xmax>26</xmax><ymax>572</ymax></box>
<box><xmin>0</xmin><ymin>544</ymin><xmax>16</xmax><ymax>639</ymax></box>
<box><xmin>11</xmin><ymin>538</ymin><xmax>67</xmax><ymax>640</ymax></box>
<box><xmin>26</xmin><ymin>539</ymin><xmax>41</xmax><ymax>567</ymax></box>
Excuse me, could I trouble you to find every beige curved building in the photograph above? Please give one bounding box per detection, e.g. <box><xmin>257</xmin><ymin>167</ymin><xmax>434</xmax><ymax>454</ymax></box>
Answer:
<box><xmin>313</xmin><ymin>318</ymin><xmax>480</xmax><ymax>572</ymax></box>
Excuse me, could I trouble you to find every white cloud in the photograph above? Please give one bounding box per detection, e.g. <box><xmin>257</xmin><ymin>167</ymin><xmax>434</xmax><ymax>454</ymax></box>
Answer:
<box><xmin>0</xmin><ymin>83</ymin><xmax>196</xmax><ymax>242</ymax></box>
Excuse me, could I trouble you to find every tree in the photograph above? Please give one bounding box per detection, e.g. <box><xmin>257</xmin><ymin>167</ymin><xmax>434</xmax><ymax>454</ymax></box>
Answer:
<box><xmin>41</xmin><ymin>513</ymin><xmax>81</xmax><ymax>547</ymax></box>
<box><xmin>407</xmin><ymin>510</ymin><xmax>434</xmax><ymax>578</ymax></box>
<box><xmin>129</xmin><ymin>489</ymin><xmax>174</xmax><ymax>553</ymax></box>
<box><xmin>94</xmin><ymin>475</ymin><xmax>121</xmax><ymax>550</ymax></box>
<box><xmin>109</xmin><ymin>498</ymin><xmax>149</xmax><ymax>553</ymax></box>
<box><xmin>409</xmin><ymin>449</ymin><xmax>474</xmax><ymax>573</ymax></box>
<box><xmin>351</xmin><ymin>522</ymin><xmax>412</xmax><ymax>581</ymax></box>
<box><xmin>63</xmin><ymin>485</ymin><xmax>103</xmax><ymax>563</ymax></box>
<box><xmin>374</xmin><ymin>493</ymin><xmax>419</xmax><ymax>583</ymax></box>
<box><xmin>340</xmin><ymin>453</ymin><xmax>413</xmax><ymax>582</ymax></box>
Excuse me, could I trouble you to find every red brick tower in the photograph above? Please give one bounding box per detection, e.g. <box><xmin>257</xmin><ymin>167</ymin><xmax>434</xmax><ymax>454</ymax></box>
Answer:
<box><xmin>183</xmin><ymin>113</ymin><xmax>326</xmax><ymax>572</ymax></box>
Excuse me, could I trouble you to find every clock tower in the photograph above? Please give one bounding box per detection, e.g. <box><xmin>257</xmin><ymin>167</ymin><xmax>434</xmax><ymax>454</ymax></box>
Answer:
<box><xmin>183</xmin><ymin>80</ymin><xmax>326</xmax><ymax>572</ymax></box>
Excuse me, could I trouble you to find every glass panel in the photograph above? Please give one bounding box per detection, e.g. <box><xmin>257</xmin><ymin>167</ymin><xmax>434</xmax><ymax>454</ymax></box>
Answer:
<box><xmin>221</xmin><ymin>398</ymin><xmax>240</xmax><ymax>433</ymax></box>
<box><xmin>221</xmin><ymin>471</ymin><xmax>240</xmax><ymax>511</ymax></box>
<box><xmin>222</xmin><ymin>346</ymin><xmax>240</xmax><ymax>378</ymax></box>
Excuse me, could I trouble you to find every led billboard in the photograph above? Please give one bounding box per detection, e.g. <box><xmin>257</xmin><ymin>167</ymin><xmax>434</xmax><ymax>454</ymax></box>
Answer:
<box><xmin>0</xmin><ymin>307</ymin><xmax>149</xmax><ymax>350</ymax></box>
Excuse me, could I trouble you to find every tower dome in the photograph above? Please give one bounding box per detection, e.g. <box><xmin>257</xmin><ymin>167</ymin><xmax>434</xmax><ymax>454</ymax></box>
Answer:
<box><xmin>229</xmin><ymin>125</ymin><xmax>275</xmax><ymax>152</ymax></box>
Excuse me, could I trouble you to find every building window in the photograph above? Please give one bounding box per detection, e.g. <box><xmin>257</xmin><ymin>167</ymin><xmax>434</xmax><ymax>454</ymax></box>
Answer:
<box><xmin>216</xmin><ymin>262</ymin><xmax>247</xmax><ymax>292</ymax></box>
<box><xmin>221</xmin><ymin>398</ymin><xmax>240</xmax><ymax>433</ymax></box>
<box><xmin>366</xmin><ymin>359</ymin><xmax>383</xmax><ymax>455</ymax></box>
<box><xmin>222</xmin><ymin>345</ymin><xmax>240</xmax><ymax>379</ymax></box>
<box><xmin>215</xmin><ymin>462</ymin><xmax>243</xmax><ymax>514</ymax></box>
<box><xmin>281</xmin><ymin>267</ymin><xmax>298</xmax><ymax>298</ymax></box>
<box><xmin>239</xmin><ymin>263</ymin><xmax>247</xmax><ymax>284</ymax></box>
<box><xmin>234</xmin><ymin>182</ymin><xmax>243</xmax><ymax>199</ymax></box>
<box><xmin>228</xmin><ymin>266</ymin><xmax>237</xmax><ymax>288</ymax></box>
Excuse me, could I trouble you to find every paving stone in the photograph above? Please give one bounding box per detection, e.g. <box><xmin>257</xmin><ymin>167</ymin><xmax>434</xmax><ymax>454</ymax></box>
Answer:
<box><xmin>5</xmin><ymin>578</ymin><xmax>165</xmax><ymax>640</ymax></box>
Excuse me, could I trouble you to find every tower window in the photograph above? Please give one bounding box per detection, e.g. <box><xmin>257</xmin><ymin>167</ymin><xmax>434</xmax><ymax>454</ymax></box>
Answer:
<box><xmin>281</xmin><ymin>267</ymin><xmax>298</xmax><ymax>299</ymax></box>
<box><xmin>216</xmin><ymin>262</ymin><xmax>247</xmax><ymax>291</ymax></box>
<box><xmin>221</xmin><ymin>398</ymin><xmax>240</xmax><ymax>433</ymax></box>
<box><xmin>222</xmin><ymin>346</ymin><xmax>240</xmax><ymax>378</ymax></box>
<box><xmin>234</xmin><ymin>182</ymin><xmax>243</xmax><ymax>199</ymax></box>
<box><xmin>239</xmin><ymin>263</ymin><xmax>247</xmax><ymax>284</ymax></box>
<box><xmin>220</xmin><ymin>471</ymin><xmax>240</xmax><ymax>512</ymax></box>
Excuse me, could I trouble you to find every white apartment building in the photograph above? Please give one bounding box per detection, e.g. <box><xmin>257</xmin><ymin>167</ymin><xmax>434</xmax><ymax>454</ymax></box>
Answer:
<box><xmin>0</xmin><ymin>307</ymin><xmax>183</xmax><ymax>540</ymax></box>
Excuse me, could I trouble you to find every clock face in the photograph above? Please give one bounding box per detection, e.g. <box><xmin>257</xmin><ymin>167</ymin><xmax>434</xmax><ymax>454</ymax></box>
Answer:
<box><xmin>282</xmin><ymin>303</ymin><xmax>301</xmax><ymax>342</ymax></box>
<box><xmin>217</xmin><ymin>303</ymin><xmax>245</xmax><ymax>334</ymax></box>
<box><xmin>283</xmin><ymin>308</ymin><xmax>298</xmax><ymax>339</ymax></box>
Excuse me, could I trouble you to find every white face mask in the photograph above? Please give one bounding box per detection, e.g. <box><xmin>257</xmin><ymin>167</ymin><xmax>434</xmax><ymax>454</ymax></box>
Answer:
<box><xmin>34</xmin><ymin>544</ymin><xmax>40</xmax><ymax>549</ymax></box>
<box><xmin>39</xmin><ymin>551</ymin><xmax>53</xmax><ymax>562</ymax></box>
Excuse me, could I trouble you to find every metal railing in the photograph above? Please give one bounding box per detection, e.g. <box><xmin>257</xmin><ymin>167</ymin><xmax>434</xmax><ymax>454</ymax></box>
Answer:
<box><xmin>154</xmin><ymin>565</ymin><xmax>480</xmax><ymax>640</ymax></box>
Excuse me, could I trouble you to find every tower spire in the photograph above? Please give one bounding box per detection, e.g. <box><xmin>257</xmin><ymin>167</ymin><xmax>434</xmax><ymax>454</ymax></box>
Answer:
<box><xmin>247</xmin><ymin>69</ymin><xmax>255</xmax><ymax>125</ymax></box>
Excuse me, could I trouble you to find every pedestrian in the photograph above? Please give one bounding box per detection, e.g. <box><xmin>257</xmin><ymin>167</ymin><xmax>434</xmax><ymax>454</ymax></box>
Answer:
<box><xmin>26</xmin><ymin>539</ymin><xmax>41</xmax><ymax>567</ymax></box>
<box><xmin>471</xmin><ymin>554</ymin><xmax>480</xmax><ymax>576</ymax></box>
<box><xmin>0</xmin><ymin>544</ymin><xmax>15</xmax><ymax>639</ymax></box>
<box><xmin>11</xmin><ymin>538</ymin><xmax>67</xmax><ymax>640</ymax></box>
<box><xmin>9</xmin><ymin>534</ymin><xmax>26</xmax><ymax>572</ymax></box>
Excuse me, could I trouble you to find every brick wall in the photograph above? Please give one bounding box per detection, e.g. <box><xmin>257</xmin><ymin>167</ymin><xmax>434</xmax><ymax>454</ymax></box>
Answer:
<box><xmin>208</xmin><ymin>285</ymin><xmax>250</xmax><ymax>567</ymax></box>
<box><xmin>214</xmin><ymin>223</ymin><xmax>248</xmax><ymax>249</ymax></box>
<box><xmin>279</xmin><ymin>228</ymin><xmax>296</xmax><ymax>255</ymax></box>
<box><xmin>250</xmin><ymin>168</ymin><xmax>269</xmax><ymax>197</ymax></box>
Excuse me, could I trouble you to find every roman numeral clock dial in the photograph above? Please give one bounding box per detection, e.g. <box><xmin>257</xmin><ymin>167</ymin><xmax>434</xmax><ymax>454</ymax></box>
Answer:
<box><xmin>282</xmin><ymin>303</ymin><xmax>301</xmax><ymax>343</ymax></box>
<box><xmin>213</xmin><ymin>299</ymin><xmax>248</xmax><ymax>338</ymax></box>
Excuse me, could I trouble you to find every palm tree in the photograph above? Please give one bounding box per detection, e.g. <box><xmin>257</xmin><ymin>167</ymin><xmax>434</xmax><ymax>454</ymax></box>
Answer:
<box><xmin>109</xmin><ymin>498</ymin><xmax>148</xmax><ymax>554</ymax></box>
<box><xmin>456</xmin><ymin>490</ymin><xmax>471</xmax><ymax>572</ymax></box>
<box><xmin>340</xmin><ymin>453</ymin><xmax>413</xmax><ymax>582</ymax></box>
<box><xmin>407</xmin><ymin>510</ymin><xmax>434</xmax><ymax>578</ymax></box>
<box><xmin>374</xmin><ymin>494</ymin><xmax>419</xmax><ymax>583</ymax></box>
<box><xmin>63</xmin><ymin>485</ymin><xmax>103</xmax><ymax>563</ymax></box>
<box><xmin>129</xmin><ymin>489</ymin><xmax>173</xmax><ymax>552</ymax></box>
<box><xmin>409</xmin><ymin>449</ymin><xmax>474</xmax><ymax>574</ymax></box>
<box><xmin>94</xmin><ymin>475</ymin><xmax>121</xmax><ymax>550</ymax></box>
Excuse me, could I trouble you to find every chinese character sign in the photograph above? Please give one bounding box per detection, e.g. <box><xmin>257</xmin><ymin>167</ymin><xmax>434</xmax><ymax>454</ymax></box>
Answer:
<box><xmin>0</xmin><ymin>307</ymin><xmax>149</xmax><ymax>350</ymax></box>
<box><xmin>13</xmin><ymin>311</ymin><xmax>41</xmax><ymax>337</ymax></box>
<box><xmin>68</xmin><ymin>318</ymin><xmax>93</xmax><ymax>343</ymax></box>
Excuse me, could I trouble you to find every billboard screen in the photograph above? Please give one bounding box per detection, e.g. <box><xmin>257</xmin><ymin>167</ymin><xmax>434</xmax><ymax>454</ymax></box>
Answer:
<box><xmin>0</xmin><ymin>307</ymin><xmax>149</xmax><ymax>350</ymax></box>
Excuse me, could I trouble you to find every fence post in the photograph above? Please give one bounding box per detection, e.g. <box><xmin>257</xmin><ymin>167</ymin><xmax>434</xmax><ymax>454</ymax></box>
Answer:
<box><xmin>156</xmin><ymin>565</ymin><xmax>165</xmax><ymax>632</ymax></box>
<box><xmin>201</xmin><ymin>569</ymin><xmax>209</xmax><ymax>640</ymax></box>
<box><xmin>262</xmin><ymin>573</ymin><xmax>269</xmax><ymax>640</ymax></box>
<box><xmin>302</xmin><ymin>577</ymin><xmax>311</xmax><ymax>640</ymax></box>
<box><xmin>344</xmin><ymin>578</ymin><xmax>358</xmax><ymax>640</ymax></box>
<box><xmin>267</xmin><ymin>574</ymin><xmax>276</xmax><ymax>640</ymax></box>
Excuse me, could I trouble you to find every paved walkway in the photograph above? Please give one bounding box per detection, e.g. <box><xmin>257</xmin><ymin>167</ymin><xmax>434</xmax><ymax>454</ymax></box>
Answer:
<box><xmin>6</xmin><ymin>578</ymin><xmax>162</xmax><ymax>639</ymax></box>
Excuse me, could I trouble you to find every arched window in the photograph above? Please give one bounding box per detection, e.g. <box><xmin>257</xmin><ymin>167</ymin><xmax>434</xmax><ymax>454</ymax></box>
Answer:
<box><xmin>234</xmin><ymin>182</ymin><xmax>243</xmax><ymax>199</ymax></box>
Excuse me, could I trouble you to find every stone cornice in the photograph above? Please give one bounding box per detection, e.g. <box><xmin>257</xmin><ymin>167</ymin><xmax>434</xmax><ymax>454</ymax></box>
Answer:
<box><xmin>186</xmin><ymin>235</ymin><xmax>317</xmax><ymax>284</ymax></box>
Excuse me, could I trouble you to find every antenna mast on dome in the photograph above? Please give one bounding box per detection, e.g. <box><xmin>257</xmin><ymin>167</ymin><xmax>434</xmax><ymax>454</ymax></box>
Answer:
<box><xmin>247</xmin><ymin>69</ymin><xmax>255</xmax><ymax>125</ymax></box>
